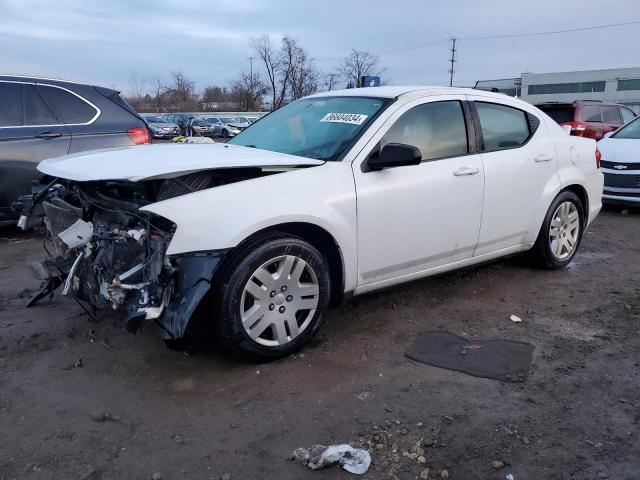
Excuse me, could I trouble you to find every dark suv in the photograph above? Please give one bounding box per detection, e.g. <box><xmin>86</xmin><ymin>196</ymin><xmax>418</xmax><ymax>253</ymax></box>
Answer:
<box><xmin>0</xmin><ymin>75</ymin><xmax>150</xmax><ymax>225</ymax></box>
<box><xmin>536</xmin><ymin>100</ymin><xmax>636</xmax><ymax>140</ymax></box>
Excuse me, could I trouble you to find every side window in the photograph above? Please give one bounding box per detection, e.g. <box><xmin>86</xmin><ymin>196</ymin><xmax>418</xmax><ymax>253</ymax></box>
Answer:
<box><xmin>37</xmin><ymin>85</ymin><xmax>97</xmax><ymax>124</ymax></box>
<box><xmin>381</xmin><ymin>100</ymin><xmax>468</xmax><ymax>161</ymax></box>
<box><xmin>0</xmin><ymin>82</ymin><xmax>24</xmax><ymax>127</ymax></box>
<box><xmin>620</xmin><ymin>107</ymin><xmax>635</xmax><ymax>124</ymax></box>
<box><xmin>602</xmin><ymin>106</ymin><xmax>622</xmax><ymax>124</ymax></box>
<box><xmin>24</xmin><ymin>85</ymin><xmax>59</xmax><ymax>126</ymax></box>
<box><xmin>475</xmin><ymin>102</ymin><xmax>532</xmax><ymax>151</ymax></box>
<box><xmin>582</xmin><ymin>105</ymin><xmax>602</xmax><ymax>123</ymax></box>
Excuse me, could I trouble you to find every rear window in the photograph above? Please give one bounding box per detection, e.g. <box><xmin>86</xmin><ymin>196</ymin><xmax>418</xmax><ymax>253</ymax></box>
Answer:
<box><xmin>537</xmin><ymin>106</ymin><xmax>574</xmax><ymax>124</ymax></box>
<box><xmin>38</xmin><ymin>85</ymin><xmax>98</xmax><ymax>124</ymax></box>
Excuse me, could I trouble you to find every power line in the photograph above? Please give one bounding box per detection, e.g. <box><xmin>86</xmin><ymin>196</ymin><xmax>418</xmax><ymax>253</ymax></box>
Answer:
<box><xmin>460</xmin><ymin>19</ymin><xmax>640</xmax><ymax>40</ymax></box>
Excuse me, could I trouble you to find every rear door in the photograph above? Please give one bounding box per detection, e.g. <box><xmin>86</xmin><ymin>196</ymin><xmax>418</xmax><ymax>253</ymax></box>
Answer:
<box><xmin>467</xmin><ymin>96</ymin><xmax>558</xmax><ymax>255</ymax></box>
<box><xmin>0</xmin><ymin>81</ymin><xmax>71</xmax><ymax>219</ymax></box>
<box><xmin>601</xmin><ymin>105</ymin><xmax>623</xmax><ymax>135</ymax></box>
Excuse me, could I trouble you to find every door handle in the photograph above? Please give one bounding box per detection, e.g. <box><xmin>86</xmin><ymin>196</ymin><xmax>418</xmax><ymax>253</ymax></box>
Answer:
<box><xmin>534</xmin><ymin>153</ymin><xmax>554</xmax><ymax>162</ymax></box>
<box><xmin>35</xmin><ymin>132</ymin><xmax>62</xmax><ymax>139</ymax></box>
<box><xmin>453</xmin><ymin>166</ymin><xmax>479</xmax><ymax>176</ymax></box>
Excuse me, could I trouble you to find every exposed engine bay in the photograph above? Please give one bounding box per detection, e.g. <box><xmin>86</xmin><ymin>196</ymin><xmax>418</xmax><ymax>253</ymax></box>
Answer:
<box><xmin>25</xmin><ymin>168</ymin><xmax>273</xmax><ymax>338</ymax></box>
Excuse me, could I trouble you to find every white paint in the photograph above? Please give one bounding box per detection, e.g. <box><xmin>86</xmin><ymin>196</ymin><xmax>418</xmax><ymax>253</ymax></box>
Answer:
<box><xmin>44</xmin><ymin>87</ymin><xmax>604</xmax><ymax>298</ymax></box>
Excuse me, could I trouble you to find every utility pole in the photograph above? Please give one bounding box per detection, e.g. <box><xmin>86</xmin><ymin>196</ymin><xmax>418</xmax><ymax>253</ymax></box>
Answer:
<box><xmin>448</xmin><ymin>37</ymin><xmax>457</xmax><ymax>87</ymax></box>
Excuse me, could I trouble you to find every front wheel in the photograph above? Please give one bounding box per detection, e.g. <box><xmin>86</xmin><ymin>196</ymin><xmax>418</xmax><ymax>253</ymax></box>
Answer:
<box><xmin>221</xmin><ymin>129</ymin><xmax>229</xmax><ymax>139</ymax></box>
<box><xmin>213</xmin><ymin>232</ymin><xmax>331</xmax><ymax>361</ymax></box>
<box><xmin>530</xmin><ymin>191</ymin><xmax>584</xmax><ymax>269</ymax></box>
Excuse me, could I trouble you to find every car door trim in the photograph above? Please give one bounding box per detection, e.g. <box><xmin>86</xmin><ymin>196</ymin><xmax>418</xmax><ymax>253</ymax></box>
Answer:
<box><xmin>0</xmin><ymin>80</ymin><xmax>101</xmax><ymax>129</ymax></box>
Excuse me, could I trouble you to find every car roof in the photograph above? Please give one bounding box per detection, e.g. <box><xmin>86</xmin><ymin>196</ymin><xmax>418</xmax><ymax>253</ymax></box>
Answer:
<box><xmin>308</xmin><ymin>85</ymin><xmax>500</xmax><ymax>99</ymax></box>
<box><xmin>0</xmin><ymin>74</ymin><xmax>97</xmax><ymax>89</ymax></box>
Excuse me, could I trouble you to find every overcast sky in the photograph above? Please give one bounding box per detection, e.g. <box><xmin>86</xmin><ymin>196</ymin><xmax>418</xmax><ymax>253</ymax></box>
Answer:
<box><xmin>2</xmin><ymin>0</ymin><xmax>639</xmax><ymax>94</ymax></box>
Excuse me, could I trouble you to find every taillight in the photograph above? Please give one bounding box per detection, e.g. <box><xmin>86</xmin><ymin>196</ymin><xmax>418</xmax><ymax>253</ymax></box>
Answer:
<box><xmin>595</xmin><ymin>147</ymin><xmax>601</xmax><ymax>169</ymax></box>
<box><xmin>127</xmin><ymin>127</ymin><xmax>151</xmax><ymax>145</ymax></box>
<box><xmin>565</xmin><ymin>121</ymin><xmax>587</xmax><ymax>136</ymax></box>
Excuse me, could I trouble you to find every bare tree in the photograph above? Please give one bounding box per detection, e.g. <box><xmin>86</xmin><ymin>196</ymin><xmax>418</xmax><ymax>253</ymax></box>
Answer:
<box><xmin>289</xmin><ymin>41</ymin><xmax>320</xmax><ymax>100</ymax></box>
<box><xmin>251</xmin><ymin>35</ymin><xmax>280</xmax><ymax>111</ymax></box>
<box><xmin>323</xmin><ymin>72</ymin><xmax>340</xmax><ymax>92</ymax></box>
<box><xmin>149</xmin><ymin>74</ymin><xmax>167</xmax><ymax>113</ymax></box>
<box><xmin>165</xmin><ymin>71</ymin><xmax>198</xmax><ymax>111</ymax></box>
<box><xmin>339</xmin><ymin>49</ymin><xmax>383</xmax><ymax>88</ymax></box>
<box><xmin>230</xmin><ymin>71</ymin><xmax>266</xmax><ymax>111</ymax></box>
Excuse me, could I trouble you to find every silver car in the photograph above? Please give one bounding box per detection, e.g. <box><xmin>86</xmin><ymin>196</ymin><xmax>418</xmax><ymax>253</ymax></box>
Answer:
<box><xmin>205</xmin><ymin>116</ymin><xmax>248</xmax><ymax>138</ymax></box>
<box><xmin>142</xmin><ymin>115</ymin><xmax>181</xmax><ymax>139</ymax></box>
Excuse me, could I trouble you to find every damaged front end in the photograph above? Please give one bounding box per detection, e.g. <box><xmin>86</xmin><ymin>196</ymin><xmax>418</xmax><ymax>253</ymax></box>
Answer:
<box><xmin>25</xmin><ymin>171</ymin><xmax>240</xmax><ymax>339</ymax></box>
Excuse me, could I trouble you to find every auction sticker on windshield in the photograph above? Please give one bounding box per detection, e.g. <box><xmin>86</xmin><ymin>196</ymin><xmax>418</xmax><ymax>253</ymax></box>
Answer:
<box><xmin>320</xmin><ymin>113</ymin><xmax>368</xmax><ymax>125</ymax></box>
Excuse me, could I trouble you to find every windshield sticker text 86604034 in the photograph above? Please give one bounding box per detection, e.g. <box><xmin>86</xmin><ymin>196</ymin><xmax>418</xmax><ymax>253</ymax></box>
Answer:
<box><xmin>320</xmin><ymin>113</ymin><xmax>368</xmax><ymax>125</ymax></box>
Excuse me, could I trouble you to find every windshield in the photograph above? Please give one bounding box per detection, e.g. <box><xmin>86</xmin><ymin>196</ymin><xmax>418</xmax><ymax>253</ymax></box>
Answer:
<box><xmin>612</xmin><ymin>116</ymin><xmax>640</xmax><ymax>139</ymax></box>
<box><xmin>144</xmin><ymin>115</ymin><xmax>166</xmax><ymax>123</ymax></box>
<box><xmin>229</xmin><ymin>96</ymin><xmax>389</xmax><ymax>161</ymax></box>
<box><xmin>221</xmin><ymin>117</ymin><xmax>235</xmax><ymax>123</ymax></box>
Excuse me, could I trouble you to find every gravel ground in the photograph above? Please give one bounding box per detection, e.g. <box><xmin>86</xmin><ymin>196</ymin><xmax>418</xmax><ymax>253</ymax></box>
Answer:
<box><xmin>0</xmin><ymin>208</ymin><xmax>639</xmax><ymax>480</ymax></box>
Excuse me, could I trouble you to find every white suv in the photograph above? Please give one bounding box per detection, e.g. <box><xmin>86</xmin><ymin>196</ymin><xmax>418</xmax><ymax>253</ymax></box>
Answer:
<box><xmin>33</xmin><ymin>86</ymin><xmax>603</xmax><ymax>360</ymax></box>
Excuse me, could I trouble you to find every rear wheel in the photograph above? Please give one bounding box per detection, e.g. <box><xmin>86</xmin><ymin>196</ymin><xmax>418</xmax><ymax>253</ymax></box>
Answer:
<box><xmin>530</xmin><ymin>191</ymin><xmax>584</xmax><ymax>269</ymax></box>
<box><xmin>214</xmin><ymin>232</ymin><xmax>331</xmax><ymax>361</ymax></box>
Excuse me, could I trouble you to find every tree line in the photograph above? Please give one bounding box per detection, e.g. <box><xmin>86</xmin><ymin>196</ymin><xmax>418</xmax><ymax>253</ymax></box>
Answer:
<box><xmin>125</xmin><ymin>35</ymin><xmax>384</xmax><ymax>113</ymax></box>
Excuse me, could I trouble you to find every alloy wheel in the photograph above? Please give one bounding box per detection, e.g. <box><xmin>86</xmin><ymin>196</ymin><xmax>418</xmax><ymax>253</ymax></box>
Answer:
<box><xmin>240</xmin><ymin>255</ymin><xmax>320</xmax><ymax>347</ymax></box>
<box><xmin>549</xmin><ymin>201</ymin><xmax>580</xmax><ymax>260</ymax></box>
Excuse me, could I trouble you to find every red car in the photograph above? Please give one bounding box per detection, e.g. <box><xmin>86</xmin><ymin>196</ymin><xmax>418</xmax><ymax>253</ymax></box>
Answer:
<box><xmin>536</xmin><ymin>101</ymin><xmax>636</xmax><ymax>140</ymax></box>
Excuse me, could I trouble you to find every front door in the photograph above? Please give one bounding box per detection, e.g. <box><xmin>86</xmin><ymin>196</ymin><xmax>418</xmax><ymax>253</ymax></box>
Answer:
<box><xmin>353</xmin><ymin>97</ymin><xmax>484</xmax><ymax>288</ymax></box>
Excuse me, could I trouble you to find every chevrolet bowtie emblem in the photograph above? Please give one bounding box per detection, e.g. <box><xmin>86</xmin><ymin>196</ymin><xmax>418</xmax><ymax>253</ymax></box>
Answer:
<box><xmin>613</xmin><ymin>164</ymin><xmax>628</xmax><ymax>170</ymax></box>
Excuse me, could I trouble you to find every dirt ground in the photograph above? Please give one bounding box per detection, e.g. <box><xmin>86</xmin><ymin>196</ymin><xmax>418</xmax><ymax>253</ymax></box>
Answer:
<box><xmin>1</xmin><ymin>209</ymin><xmax>639</xmax><ymax>480</ymax></box>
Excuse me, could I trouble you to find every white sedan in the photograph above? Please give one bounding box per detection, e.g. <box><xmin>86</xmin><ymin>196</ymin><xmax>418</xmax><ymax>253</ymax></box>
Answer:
<box><xmin>597</xmin><ymin>115</ymin><xmax>640</xmax><ymax>206</ymax></box>
<box><xmin>32</xmin><ymin>86</ymin><xmax>603</xmax><ymax>360</ymax></box>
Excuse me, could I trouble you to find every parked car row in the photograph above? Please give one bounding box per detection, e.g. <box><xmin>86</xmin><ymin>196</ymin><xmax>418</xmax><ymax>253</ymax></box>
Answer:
<box><xmin>141</xmin><ymin>113</ymin><xmax>258</xmax><ymax>139</ymax></box>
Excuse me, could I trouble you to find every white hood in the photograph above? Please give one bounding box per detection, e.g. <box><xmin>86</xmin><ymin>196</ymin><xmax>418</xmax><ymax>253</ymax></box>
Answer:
<box><xmin>597</xmin><ymin>137</ymin><xmax>640</xmax><ymax>164</ymax></box>
<box><xmin>37</xmin><ymin>143</ymin><xmax>323</xmax><ymax>182</ymax></box>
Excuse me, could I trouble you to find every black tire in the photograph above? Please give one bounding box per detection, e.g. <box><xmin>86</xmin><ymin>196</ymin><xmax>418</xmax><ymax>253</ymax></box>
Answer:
<box><xmin>213</xmin><ymin>231</ymin><xmax>331</xmax><ymax>361</ymax></box>
<box><xmin>530</xmin><ymin>191</ymin><xmax>584</xmax><ymax>269</ymax></box>
<box><xmin>221</xmin><ymin>129</ymin><xmax>229</xmax><ymax>139</ymax></box>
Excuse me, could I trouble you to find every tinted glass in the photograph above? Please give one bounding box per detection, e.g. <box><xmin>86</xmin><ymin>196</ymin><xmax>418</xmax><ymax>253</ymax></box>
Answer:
<box><xmin>582</xmin><ymin>105</ymin><xmax>601</xmax><ymax>123</ymax></box>
<box><xmin>528</xmin><ymin>81</ymin><xmax>605</xmax><ymax>95</ymax></box>
<box><xmin>144</xmin><ymin>115</ymin><xmax>166</xmax><ymax>123</ymax></box>
<box><xmin>620</xmin><ymin>107</ymin><xmax>635</xmax><ymax>124</ymax></box>
<box><xmin>602</xmin><ymin>106</ymin><xmax>622</xmax><ymax>123</ymax></box>
<box><xmin>537</xmin><ymin>106</ymin><xmax>574</xmax><ymax>123</ymax></box>
<box><xmin>617</xmin><ymin>79</ymin><xmax>640</xmax><ymax>91</ymax></box>
<box><xmin>475</xmin><ymin>102</ymin><xmax>531</xmax><ymax>151</ymax></box>
<box><xmin>0</xmin><ymin>82</ymin><xmax>24</xmax><ymax>127</ymax></box>
<box><xmin>38</xmin><ymin>85</ymin><xmax>97</xmax><ymax>124</ymax></box>
<box><xmin>229</xmin><ymin>96</ymin><xmax>388</xmax><ymax>161</ymax></box>
<box><xmin>612</xmin><ymin>117</ymin><xmax>640</xmax><ymax>139</ymax></box>
<box><xmin>381</xmin><ymin>101</ymin><xmax>468</xmax><ymax>161</ymax></box>
<box><xmin>24</xmin><ymin>85</ymin><xmax>59</xmax><ymax>125</ymax></box>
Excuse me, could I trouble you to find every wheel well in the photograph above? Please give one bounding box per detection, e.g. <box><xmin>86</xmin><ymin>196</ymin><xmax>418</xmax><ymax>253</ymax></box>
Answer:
<box><xmin>236</xmin><ymin>223</ymin><xmax>345</xmax><ymax>306</ymax></box>
<box><xmin>561</xmin><ymin>184</ymin><xmax>589</xmax><ymax>221</ymax></box>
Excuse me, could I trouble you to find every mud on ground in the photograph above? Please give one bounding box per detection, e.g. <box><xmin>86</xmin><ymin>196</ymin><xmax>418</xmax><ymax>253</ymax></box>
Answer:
<box><xmin>0</xmin><ymin>210</ymin><xmax>639</xmax><ymax>480</ymax></box>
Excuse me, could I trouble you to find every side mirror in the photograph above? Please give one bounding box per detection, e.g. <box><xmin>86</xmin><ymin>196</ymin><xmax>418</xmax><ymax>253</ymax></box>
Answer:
<box><xmin>367</xmin><ymin>143</ymin><xmax>422</xmax><ymax>170</ymax></box>
<box><xmin>562</xmin><ymin>125</ymin><xmax>572</xmax><ymax>135</ymax></box>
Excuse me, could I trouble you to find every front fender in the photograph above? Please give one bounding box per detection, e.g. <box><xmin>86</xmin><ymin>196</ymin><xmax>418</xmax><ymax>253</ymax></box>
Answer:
<box><xmin>141</xmin><ymin>162</ymin><xmax>358</xmax><ymax>292</ymax></box>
